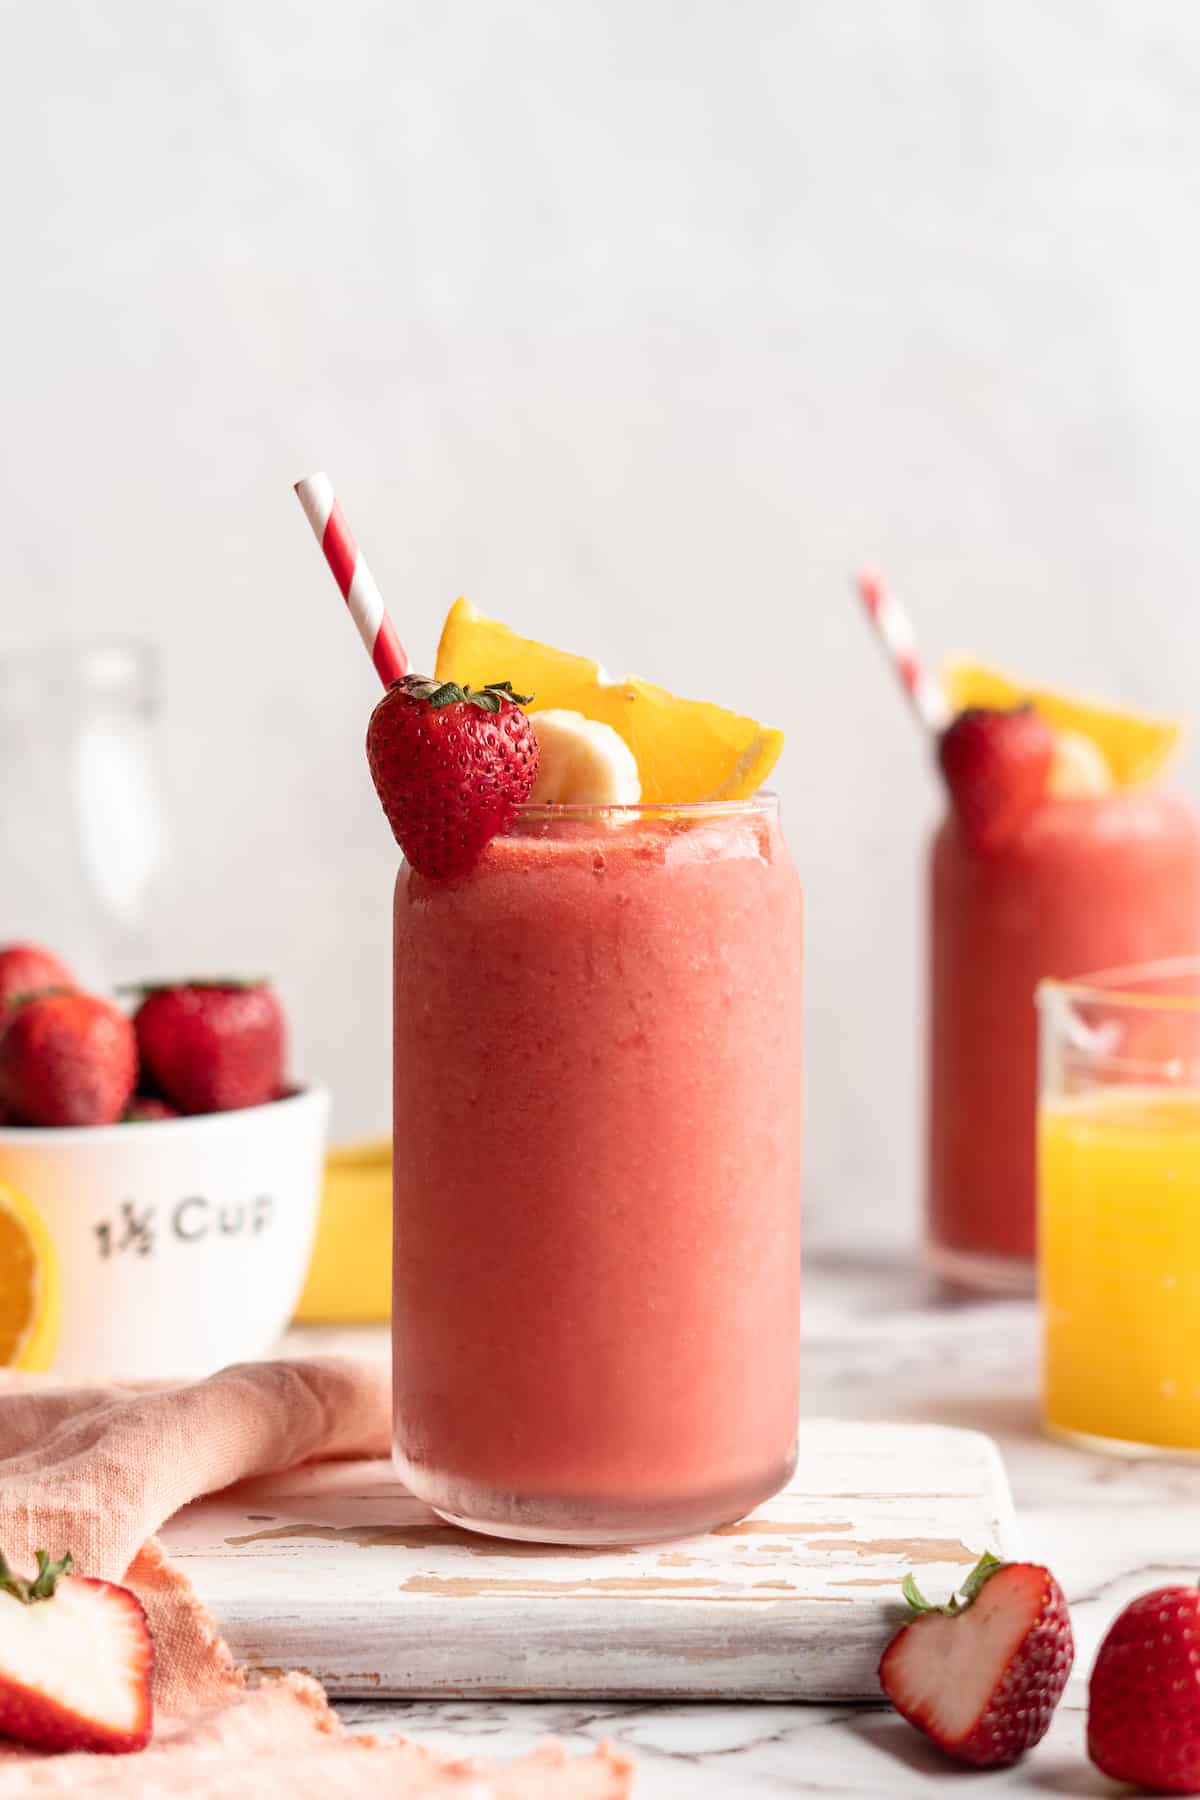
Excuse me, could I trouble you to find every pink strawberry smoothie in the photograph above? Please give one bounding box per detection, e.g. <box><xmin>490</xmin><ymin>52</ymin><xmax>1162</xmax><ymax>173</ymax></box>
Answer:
<box><xmin>392</xmin><ymin>798</ymin><xmax>803</xmax><ymax>1543</ymax></box>
<box><xmin>929</xmin><ymin>788</ymin><xmax>1200</xmax><ymax>1287</ymax></box>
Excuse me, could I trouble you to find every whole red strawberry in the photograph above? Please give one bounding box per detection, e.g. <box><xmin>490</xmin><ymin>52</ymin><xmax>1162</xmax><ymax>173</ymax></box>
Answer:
<box><xmin>0</xmin><ymin>992</ymin><xmax>137</xmax><ymax>1127</ymax></box>
<box><xmin>131</xmin><ymin>981</ymin><xmax>285</xmax><ymax>1115</ymax></box>
<box><xmin>937</xmin><ymin>706</ymin><xmax>1054</xmax><ymax>851</ymax></box>
<box><xmin>366</xmin><ymin>676</ymin><xmax>540</xmax><ymax>878</ymax></box>
<box><xmin>0</xmin><ymin>944</ymin><xmax>74</xmax><ymax>1013</ymax></box>
<box><xmin>1089</xmin><ymin>1585</ymin><xmax>1200</xmax><ymax>1792</ymax></box>
<box><xmin>879</xmin><ymin>1551</ymin><xmax>1073</xmax><ymax>1767</ymax></box>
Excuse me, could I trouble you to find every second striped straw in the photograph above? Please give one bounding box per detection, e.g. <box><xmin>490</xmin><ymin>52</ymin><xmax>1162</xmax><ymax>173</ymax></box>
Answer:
<box><xmin>854</xmin><ymin>569</ymin><xmax>950</xmax><ymax>735</ymax></box>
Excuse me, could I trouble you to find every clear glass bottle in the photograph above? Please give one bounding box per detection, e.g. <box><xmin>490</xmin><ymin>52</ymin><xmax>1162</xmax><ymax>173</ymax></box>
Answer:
<box><xmin>0</xmin><ymin>643</ymin><xmax>168</xmax><ymax>983</ymax></box>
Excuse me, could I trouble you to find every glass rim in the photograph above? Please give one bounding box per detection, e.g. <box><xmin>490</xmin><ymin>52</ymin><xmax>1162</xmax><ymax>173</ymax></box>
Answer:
<box><xmin>513</xmin><ymin>790</ymin><xmax>779</xmax><ymax>821</ymax></box>
<box><xmin>1038</xmin><ymin>955</ymin><xmax>1200</xmax><ymax>1016</ymax></box>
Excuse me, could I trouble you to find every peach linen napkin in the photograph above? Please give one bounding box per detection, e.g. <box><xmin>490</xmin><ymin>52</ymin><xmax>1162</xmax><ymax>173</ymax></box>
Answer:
<box><xmin>0</xmin><ymin>1359</ymin><xmax>632</xmax><ymax>1798</ymax></box>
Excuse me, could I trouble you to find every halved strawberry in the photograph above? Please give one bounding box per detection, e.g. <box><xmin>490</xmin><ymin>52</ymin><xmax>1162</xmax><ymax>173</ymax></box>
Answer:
<box><xmin>879</xmin><ymin>1551</ymin><xmax>1073</xmax><ymax>1768</ymax></box>
<box><xmin>937</xmin><ymin>706</ymin><xmax>1054</xmax><ymax>851</ymax></box>
<box><xmin>0</xmin><ymin>1550</ymin><xmax>153</xmax><ymax>1754</ymax></box>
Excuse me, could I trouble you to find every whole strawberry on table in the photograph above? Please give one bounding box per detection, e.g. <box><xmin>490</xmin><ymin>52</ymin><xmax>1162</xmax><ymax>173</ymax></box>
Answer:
<box><xmin>1089</xmin><ymin>1583</ymin><xmax>1200</xmax><ymax>1795</ymax></box>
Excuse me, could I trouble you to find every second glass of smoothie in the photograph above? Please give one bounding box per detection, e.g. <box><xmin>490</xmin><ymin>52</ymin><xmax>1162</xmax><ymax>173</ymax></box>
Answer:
<box><xmin>392</xmin><ymin>797</ymin><xmax>803</xmax><ymax>1545</ymax></box>
<box><xmin>929</xmin><ymin>785</ymin><xmax>1200</xmax><ymax>1292</ymax></box>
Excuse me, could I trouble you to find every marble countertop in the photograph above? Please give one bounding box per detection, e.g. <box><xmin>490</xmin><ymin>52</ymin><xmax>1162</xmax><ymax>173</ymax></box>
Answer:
<box><xmin>313</xmin><ymin>1241</ymin><xmax>1199</xmax><ymax>1795</ymax></box>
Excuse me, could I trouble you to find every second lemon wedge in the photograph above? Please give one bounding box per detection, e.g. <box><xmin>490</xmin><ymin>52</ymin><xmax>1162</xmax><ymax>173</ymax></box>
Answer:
<box><xmin>435</xmin><ymin>599</ymin><xmax>784</xmax><ymax>804</ymax></box>
<box><xmin>0</xmin><ymin>1181</ymin><xmax>59</xmax><ymax>1371</ymax></box>
<box><xmin>942</xmin><ymin>655</ymin><xmax>1186</xmax><ymax>789</ymax></box>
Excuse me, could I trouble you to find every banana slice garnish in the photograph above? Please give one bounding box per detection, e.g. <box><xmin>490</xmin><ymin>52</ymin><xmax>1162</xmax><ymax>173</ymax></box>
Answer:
<box><xmin>529</xmin><ymin>709</ymin><xmax>642</xmax><ymax>805</ymax></box>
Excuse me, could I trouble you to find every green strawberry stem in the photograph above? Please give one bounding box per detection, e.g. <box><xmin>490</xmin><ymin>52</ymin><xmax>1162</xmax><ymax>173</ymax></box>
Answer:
<box><xmin>394</xmin><ymin>675</ymin><xmax>534</xmax><ymax>713</ymax></box>
<box><xmin>0</xmin><ymin>1550</ymin><xmax>73</xmax><ymax>1604</ymax></box>
<box><xmin>4</xmin><ymin>987</ymin><xmax>74</xmax><ymax>1011</ymax></box>
<box><xmin>902</xmin><ymin>1550</ymin><xmax>1007</xmax><ymax>1617</ymax></box>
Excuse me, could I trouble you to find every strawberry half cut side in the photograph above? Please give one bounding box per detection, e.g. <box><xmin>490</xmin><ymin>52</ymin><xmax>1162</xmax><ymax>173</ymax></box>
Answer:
<box><xmin>0</xmin><ymin>1551</ymin><xmax>153</xmax><ymax>1754</ymax></box>
<box><xmin>878</xmin><ymin>1550</ymin><xmax>1074</xmax><ymax>1768</ymax></box>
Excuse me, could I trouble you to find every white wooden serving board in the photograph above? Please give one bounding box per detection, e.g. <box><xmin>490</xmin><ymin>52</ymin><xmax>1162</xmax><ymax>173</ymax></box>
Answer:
<box><xmin>161</xmin><ymin>1420</ymin><xmax>1020</xmax><ymax>1702</ymax></box>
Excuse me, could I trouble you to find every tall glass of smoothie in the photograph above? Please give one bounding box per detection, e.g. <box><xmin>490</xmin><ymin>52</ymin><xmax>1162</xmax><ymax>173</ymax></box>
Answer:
<box><xmin>927</xmin><ymin>660</ymin><xmax>1200</xmax><ymax>1293</ymax></box>
<box><xmin>295</xmin><ymin>477</ymin><xmax>801</xmax><ymax>1530</ymax></box>
<box><xmin>375</xmin><ymin>599</ymin><xmax>800</xmax><ymax>1545</ymax></box>
<box><xmin>393</xmin><ymin>798</ymin><xmax>803</xmax><ymax>1543</ymax></box>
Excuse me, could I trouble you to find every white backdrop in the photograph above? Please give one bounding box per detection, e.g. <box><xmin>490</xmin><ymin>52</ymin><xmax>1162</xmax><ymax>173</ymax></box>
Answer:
<box><xmin>3</xmin><ymin>1</ymin><xmax>1200</xmax><ymax>1238</ymax></box>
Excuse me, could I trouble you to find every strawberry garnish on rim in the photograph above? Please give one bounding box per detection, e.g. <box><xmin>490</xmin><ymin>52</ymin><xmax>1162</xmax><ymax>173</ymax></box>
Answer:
<box><xmin>366</xmin><ymin>675</ymin><xmax>540</xmax><ymax>879</ymax></box>
<box><xmin>937</xmin><ymin>705</ymin><xmax>1054</xmax><ymax>851</ymax></box>
<box><xmin>0</xmin><ymin>1549</ymin><xmax>153</xmax><ymax>1754</ymax></box>
<box><xmin>1088</xmin><ymin>1582</ymin><xmax>1200</xmax><ymax>1792</ymax></box>
<box><xmin>878</xmin><ymin>1550</ymin><xmax>1074</xmax><ymax>1768</ymax></box>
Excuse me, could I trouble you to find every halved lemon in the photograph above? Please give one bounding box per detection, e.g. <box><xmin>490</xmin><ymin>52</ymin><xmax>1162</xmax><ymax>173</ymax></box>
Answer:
<box><xmin>0</xmin><ymin>1181</ymin><xmax>59</xmax><ymax>1370</ymax></box>
<box><xmin>435</xmin><ymin>599</ymin><xmax>784</xmax><ymax>804</ymax></box>
<box><xmin>942</xmin><ymin>655</ymin><xmax>1186</xmax><ymax>789</ymax></box>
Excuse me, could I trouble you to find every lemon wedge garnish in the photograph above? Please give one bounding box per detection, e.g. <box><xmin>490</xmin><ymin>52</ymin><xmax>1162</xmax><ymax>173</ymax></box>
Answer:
<box><xmin>0</xmin><ymin>1181</ymin><xmax>59</xmax><ymax>1371</ymax></box>
<box><xmin>435</xmin><ymin>599</ymin><xmax>784</xmax><ymax>804</ymax></box>
<box><xmin>942</xmin><ymin>655</ymin><xmax>1186</xmax><ymax>788</ymax></box>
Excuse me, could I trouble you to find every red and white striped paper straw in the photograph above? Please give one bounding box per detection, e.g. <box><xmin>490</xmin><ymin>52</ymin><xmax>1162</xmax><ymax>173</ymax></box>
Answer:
<box><xmin>854</xmin><ymin>569</ymin><xmax>950</xmax><ymax>734</ymax></box>
<box><xmin>294</xmin><ymin>473</ymin><xmax>409</xmax><ymax>688</ymax></box>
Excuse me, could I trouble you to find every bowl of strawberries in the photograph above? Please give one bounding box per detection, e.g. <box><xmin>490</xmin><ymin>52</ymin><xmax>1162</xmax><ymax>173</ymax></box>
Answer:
<box><xmin>0</xmin><ymin>943</ymin><xmax>329</xmax><ymax>1380</ymax></box>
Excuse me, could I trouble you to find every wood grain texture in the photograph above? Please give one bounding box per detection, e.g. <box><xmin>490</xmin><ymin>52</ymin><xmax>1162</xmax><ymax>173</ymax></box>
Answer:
<box><xmin>161</xmin><ymin>1419</ymin><xmax>1021</xmax><ymax>1701</ymax></box>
